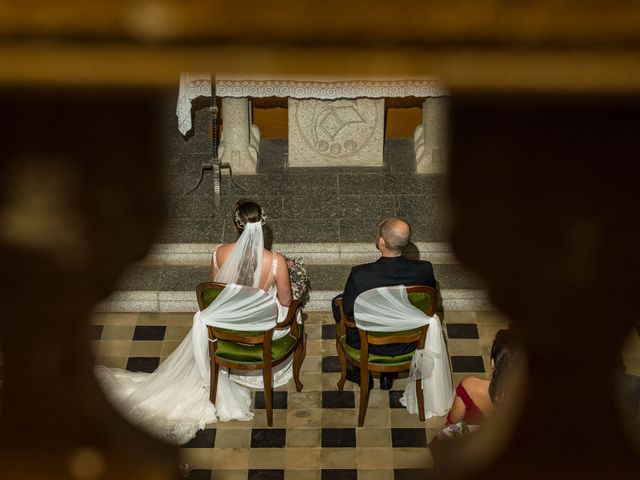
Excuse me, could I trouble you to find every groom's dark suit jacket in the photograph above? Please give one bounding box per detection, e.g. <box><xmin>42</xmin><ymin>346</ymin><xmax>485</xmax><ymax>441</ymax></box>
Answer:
<box><xmin>335</xmin><ymin>256</ymin><xmax>437</xmax><ymax>356</ymax></box>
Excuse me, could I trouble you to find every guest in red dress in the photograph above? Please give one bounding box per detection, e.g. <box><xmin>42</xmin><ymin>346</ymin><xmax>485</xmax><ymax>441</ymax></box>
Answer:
<box><xmin>446</xmin><ymin>329</ymin><xmax>519</xmax><ymax>425</ymax></box>
<box><xmin>429</xmin><ymin>329</ymin><xmax>520</xmax><ymax>472</ymax></box>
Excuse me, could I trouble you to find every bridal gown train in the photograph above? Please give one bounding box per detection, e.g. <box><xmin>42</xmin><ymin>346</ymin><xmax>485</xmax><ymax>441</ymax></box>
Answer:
<box><xmin>95</xmin><ymin>283</ymin><xmax>287</xmax><ymax>445</ymax></box>
<box><xmin>95</xmin><ymin>320</ymin><xmax>251</xmax><ymax>445</ymax></box>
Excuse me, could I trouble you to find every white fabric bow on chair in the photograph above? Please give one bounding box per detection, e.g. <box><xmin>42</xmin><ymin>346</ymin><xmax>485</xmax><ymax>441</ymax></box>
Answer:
<box><xmin>192</xmin><ymin>283</ymin><xmax>278</xmax><ymax>381</ymax></box>
<box><xmin>354</xmin><ymin>285</ymin><xmax>454</xmax><ymax>418</ymax></box>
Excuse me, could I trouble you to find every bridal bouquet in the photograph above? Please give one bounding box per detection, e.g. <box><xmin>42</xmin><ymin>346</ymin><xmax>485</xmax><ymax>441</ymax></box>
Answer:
<box><xmin>285</xmin><ymin>256</ymin><xmax>311</xmax><ymax>308</ymax></box>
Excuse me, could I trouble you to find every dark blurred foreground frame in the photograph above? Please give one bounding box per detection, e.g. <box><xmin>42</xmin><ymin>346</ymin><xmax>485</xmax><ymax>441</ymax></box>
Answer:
<box><xmin>1</xmin><ymin>90</ymin><xmax>639</xmax><ymax>480</ymax></box>
<box><xmin>1</xmin><ymin>2</ymin><xmax>640</xmax><ymax>479</ymax></box>
<box><xmin>0</xmin><ymin>90</ymin><xmax>178</xmax><ymax>479</ymax></box>
<box><xmin>436</xmin><ymin>94</ymin><xmax>640</xmax><ymax>478</ymax></box>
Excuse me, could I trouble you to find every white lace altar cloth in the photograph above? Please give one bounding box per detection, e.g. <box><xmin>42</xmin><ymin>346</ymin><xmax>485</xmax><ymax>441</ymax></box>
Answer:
<box><xmin>176</xmin><ymin>74</ymin><xmax>447</xmax><ymax>135</ymax></box>
<box><xmin>215</xmin><ymin>78</ymin><xmax>447</xmax><ymax>99</ymax></box>
<box><xmin>177</xmin><ymin>72</ymin><xmax>212</xmax><ymax>135</ymax></box>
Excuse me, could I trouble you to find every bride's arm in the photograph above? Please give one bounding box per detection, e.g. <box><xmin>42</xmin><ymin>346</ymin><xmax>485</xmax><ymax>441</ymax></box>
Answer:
<box><xmin>211</xmin><ymin>245</ymin><xmax>225</xmax><ymax>281</ymax></box>
<box><xmin>274</xmin><ymin>253</ymin><xmax>292</xmax><ymax>306</ymax></box>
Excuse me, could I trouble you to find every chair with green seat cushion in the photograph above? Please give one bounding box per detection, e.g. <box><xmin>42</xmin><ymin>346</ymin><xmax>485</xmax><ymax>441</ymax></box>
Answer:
<box><xmin>340</xmin><ymin>337</ymin><xmax>416</xmax><ymax>365</ymax></box>
<box><xmin>196</xmin><ymin>281</ymin><xmax>305</xmax><ymax>427</ymax></box>
<box><xmin>216</xmin><ymin>333</ymin><xmax>298</xmax><ymax>363</ymax></box>
<box><xmin>335</xmin><ymin>284</ymin><xmax>438</xmax><ymax>427</ymax></box>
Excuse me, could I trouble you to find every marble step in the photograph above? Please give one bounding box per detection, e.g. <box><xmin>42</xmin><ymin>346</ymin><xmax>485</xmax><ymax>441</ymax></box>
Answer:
<box><xmin>116</xmin><ymin>263</ymin><xmax>483</xmax><ymax>292</ymax></box>
<box><xmin>97</xmin><ymin>263</ymin><xmax>489</xmax><ymax>313</ymax></box>
<box><xmin>95</xmin><ymin>288</ymin><xmax>490</xmax><ymax>314</ymax></box>
<box><xmin>142</xmin><ymin>242</ymin><xmax>459</xmax><ymax>266</ymax></box>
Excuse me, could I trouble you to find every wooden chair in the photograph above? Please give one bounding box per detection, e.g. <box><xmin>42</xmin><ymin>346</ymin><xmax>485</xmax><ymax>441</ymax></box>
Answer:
<box><xmin>196</xmin><ymin>281</ymin><xmax>306</xmax><ymax>426</ymax></box>
<box><xmin>335</xmin><ymin>285</ymin><xmax>438</xmax><ymax>427</ymax></box>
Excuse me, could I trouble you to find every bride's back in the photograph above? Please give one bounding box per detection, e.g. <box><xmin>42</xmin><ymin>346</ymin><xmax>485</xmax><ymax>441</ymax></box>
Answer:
<box><xmin>214</xmin><ymin>243</ymin><xmax>277</xmax><ymax>290</ymax></box>
<box><xmin>216</xmin><ymin>199</ymin><xmax>292</xmax><ymax>307</ymax></box>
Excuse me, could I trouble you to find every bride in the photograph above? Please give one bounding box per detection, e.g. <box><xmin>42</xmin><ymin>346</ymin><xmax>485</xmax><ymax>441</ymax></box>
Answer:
<box><xmin>212</xmin><ymin>199</ymin><xmax>295</xmax><ymax>387</ymax></box>
<box><xmin>95</xmin><ymin>199</ymin><xmax>293</xmax><ymax>444</ymax></box>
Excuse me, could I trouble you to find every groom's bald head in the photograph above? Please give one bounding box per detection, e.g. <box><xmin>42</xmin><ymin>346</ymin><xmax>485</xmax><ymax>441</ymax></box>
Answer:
<box><xmin>377</xmin><ymin>217</ymin><xmax>411</xmax><ymax>253</ymax></box>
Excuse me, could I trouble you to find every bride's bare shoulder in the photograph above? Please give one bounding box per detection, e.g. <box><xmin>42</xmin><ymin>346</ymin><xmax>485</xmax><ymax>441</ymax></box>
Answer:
<box><xmin>216</xmin><ymin>243</ymin><xmax>235</xmax><ymax>259</ymax></box>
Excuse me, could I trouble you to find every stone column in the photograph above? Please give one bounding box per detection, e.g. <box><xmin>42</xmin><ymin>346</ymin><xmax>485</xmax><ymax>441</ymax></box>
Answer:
<box><xmin>414</xmin><ymin>96</ymin><xmax>448</xmax><ymax>173</ymax></box>
<box><xmin>219</xmin><ymin>97</ymin><xmax>261</xmax><ymax>174</ymax></box>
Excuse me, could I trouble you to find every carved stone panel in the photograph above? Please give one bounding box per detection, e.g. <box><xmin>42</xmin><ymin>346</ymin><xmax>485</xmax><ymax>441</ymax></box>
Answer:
<box><xmin>288</xmin><ymin>98</ymin><xmax>384</xmax><ymax>167</ymax></box>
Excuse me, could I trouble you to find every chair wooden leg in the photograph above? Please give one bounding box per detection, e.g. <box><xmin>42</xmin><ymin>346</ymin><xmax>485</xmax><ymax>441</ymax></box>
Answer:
<box><xmin>293</xmin><ymin>336</ymin><xmax>304</xmax><ymax>392</ymax></box>
<box><xmin>336</xmin><ymin>340</ymin><xmax>348</xmax><ymax>392</ymax></box>
<box><xmin>302</xmin><ymin>332</ymin><xmax>307</xmax><ymax>364</ymax></box>
<box><xmin>263</xmin><ymin>366</ymin><xmax>273</xmax><ymax>427</ymax></box>
<box><xmin>209</xmin><ymin>362</ymin><xmax>219</xmax><ymax>404</ymax></box>
<box><xmin>416</xmin><ymin>376</ymin><xmax>425</xmax><ymax>422</ymax></box>
<box><xmin>357</xmin><ymin>366</ymin><xmax>371</xmax><ymax>427</ymax></box>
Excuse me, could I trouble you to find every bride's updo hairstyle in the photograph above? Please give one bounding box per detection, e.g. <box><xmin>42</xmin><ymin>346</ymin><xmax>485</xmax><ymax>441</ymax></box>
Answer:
<box><xmin>233</xmin><ymin>198</ymin><xmax>266</xmax><ymax>232</ymax></box>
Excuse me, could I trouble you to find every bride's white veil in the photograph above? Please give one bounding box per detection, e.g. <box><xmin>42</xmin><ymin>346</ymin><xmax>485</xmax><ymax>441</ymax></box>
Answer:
<box><xmin>215</xmin><ymin>221</ymin><xmax>264</xmax><ymax>288</ymax></box>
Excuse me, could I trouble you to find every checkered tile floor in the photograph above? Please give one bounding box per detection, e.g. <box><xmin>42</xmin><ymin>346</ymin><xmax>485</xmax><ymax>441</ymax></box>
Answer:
<box><xmin>90</xmin><ymin>311</ymin><xmax>640</xmax><ymax>480</ymax></box>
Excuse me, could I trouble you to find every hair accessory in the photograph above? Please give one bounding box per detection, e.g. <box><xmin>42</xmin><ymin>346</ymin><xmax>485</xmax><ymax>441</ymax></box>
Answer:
<box><xmin>234</xmin><ymin>209</ymin><xmax>245</xmax><ymax>227</ymax></box>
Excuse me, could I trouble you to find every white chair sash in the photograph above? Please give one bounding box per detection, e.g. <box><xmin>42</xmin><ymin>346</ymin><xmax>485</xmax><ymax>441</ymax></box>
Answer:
<box><xmin>192</xmin><ymin>283</ymin><xmax>279</xmax><ymax>380</ymax></box>
<box><xmin>353</xmin><ymin>285</ymin><xmax>454</xmax><ymax>418</ymax></box>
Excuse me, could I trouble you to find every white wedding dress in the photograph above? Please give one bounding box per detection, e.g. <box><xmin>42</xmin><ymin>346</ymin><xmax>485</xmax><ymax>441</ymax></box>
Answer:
<box><xmin>95</xmin><ymin>222</ymin><xmax>293</xmax><ymax>445</ymax></box>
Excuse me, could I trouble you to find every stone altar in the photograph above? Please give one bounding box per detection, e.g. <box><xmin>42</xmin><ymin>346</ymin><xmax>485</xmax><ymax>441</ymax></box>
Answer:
<box><xmin>178</xmin><ymin>76</ymin><xmax>448</xmax><ymax>174</ymax></box>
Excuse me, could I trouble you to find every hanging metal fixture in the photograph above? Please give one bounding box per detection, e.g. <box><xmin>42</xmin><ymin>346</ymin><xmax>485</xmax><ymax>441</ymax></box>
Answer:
<box><xmin>186</xmin><ymin>81</ymin><xmax>246</xmax><ymax>206</ymax></box>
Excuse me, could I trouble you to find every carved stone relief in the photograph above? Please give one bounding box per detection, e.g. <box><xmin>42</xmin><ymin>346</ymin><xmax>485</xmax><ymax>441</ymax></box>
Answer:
<box><xmin>288</xmin><ymin>98</ymin><xmax>384</xmax><ymax>167</ymax></box>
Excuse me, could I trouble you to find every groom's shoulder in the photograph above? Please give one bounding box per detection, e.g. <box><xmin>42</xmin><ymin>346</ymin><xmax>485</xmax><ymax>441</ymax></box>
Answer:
<box><xmin>351</xmin><ymin>261</ymin><xmax>377</xmax><ymax>275</ymax></box>
<box><xmin>413</xmin><ymin>259</ymin><xmax>435</xmax><ymax>276</ymax></box>
<box><xmin>397</xmin><ymin>258</ymin><xmax>436</xmax><ymax>280</ymax></box>
<box><xmin>352</xmin><ymin>258</ymin><xmax>433</xmax><ymax>270</ymax></box>
<box><xmin>412</xmin><ymin>259</ymin><xmax>434</xmax><ymax>269</ymax></box>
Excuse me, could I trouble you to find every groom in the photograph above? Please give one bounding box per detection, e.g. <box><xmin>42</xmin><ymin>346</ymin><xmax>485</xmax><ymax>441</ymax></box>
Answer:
<box><xmin>332</xmin><ymin>217</ymin><xmax>437</xmax><ymax>390</ymax></box>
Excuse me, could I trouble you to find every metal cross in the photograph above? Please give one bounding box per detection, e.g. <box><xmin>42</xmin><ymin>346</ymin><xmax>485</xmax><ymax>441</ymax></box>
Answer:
<box><xmin>185</xmin><ymin>81</ymin><xmax>245</xmax><ymax>206</ymax></box>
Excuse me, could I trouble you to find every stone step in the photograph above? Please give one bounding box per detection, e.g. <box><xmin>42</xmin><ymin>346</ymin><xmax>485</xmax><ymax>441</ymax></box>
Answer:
<box><xmin>98</xmin><ymin>262</ymin><xmax>488</xmax><ymax>312</ymax></box>
<box><xmin>142</xmin><ymin>242</ymin><xmax>459</xmax><ymax>266</ymax></box>
<box><xmin>95</xmin><ymin>288</ymin><xmax>491</xmax><ymax>313</ymax></box>
<box><xmin>115</xmin><ymin>263</ymin><xmax>484</xmax><ymax>292</ymax></box>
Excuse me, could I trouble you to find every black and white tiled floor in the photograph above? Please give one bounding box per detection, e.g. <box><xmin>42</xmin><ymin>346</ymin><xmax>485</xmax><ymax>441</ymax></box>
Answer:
<box><xmin>90</xmin><ymin>310</ymin><xmax>508</xmax><ymax>479</ymax></box>
<box><xmin>90</xmin><ymin>310</ymin><xmax>640</xmax><ymax>479</ymax></box>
